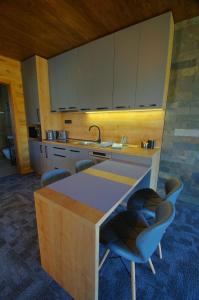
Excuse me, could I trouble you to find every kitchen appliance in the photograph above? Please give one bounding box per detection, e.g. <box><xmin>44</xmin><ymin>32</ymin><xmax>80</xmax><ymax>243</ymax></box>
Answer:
<box><xmin>46</xmin><ymin>130</ymin><xmax>58</xmax><ymax>140</ymax></box>
<box><xmin>141</xmin><ymin>141</ymin><xmax>148</xmax><ymax>149</ymax></box>
<box><xmin>29</xmin><ymin>125</ymin><xmax>41</xmax><ymax>139</ymax></box>
<box><xmin>141</xmin><ymin>140</ymin><xmax>155</xmax><ymax>149</ymax></box>
<box><xmin>57</xmin><ymin>130</ymin><xmax>68</xmax><ymax>142</ymax></box>
<box><xmin>147</xmin><ymin>140</ymin><xmax>155</xmax><ymax>149</ymax></box>
<box><xmin>88</xmin><ymin>151</ymin><xmax>111</xmax><ymax>163</ymax></box>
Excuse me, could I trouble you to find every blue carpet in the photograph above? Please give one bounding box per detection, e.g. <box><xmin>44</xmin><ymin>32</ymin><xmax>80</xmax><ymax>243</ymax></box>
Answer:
<box><xmin>0</xmin><ymin>173</ymin><xmax>198</xmax><ymax>300</ymax></box>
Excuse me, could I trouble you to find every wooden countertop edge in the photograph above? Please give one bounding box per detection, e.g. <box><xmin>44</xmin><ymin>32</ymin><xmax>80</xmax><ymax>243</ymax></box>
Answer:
<box><xmin>43</xmin><ymin>140</ymin><xmax>160</xmax><ymax>158</ymax></box>
<box><xmin>34</xmin><ymin>187</ymin><xmax>104</xmax><ymax>225</ymax></box>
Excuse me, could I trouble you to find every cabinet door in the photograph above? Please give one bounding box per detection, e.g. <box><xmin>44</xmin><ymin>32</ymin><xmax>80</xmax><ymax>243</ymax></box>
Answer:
<box><xmin>29</xmin><ymin>140</ymin><xmax>43</xmax><ymax>174</ymax></box>
<box><xmin>41</xmin><ymin>143</ymin><xmax>54</xmax><ymax>173</ymax></box>
<box><xmin>50</xmin><ymin>145</ymin><xmax>71</xmax><ymax>171</ymax></box>
<box><xmin>67</xmin><ymin>147</ymin><xmax>89</xmax><ymax>173</ymax></box>
<box><xmin>22</xmin><ymin>57</ymin><xmax>40</xmax><ymax>124</ymax></box>
<box><xmin>76</xmin><ymin>35</ymin><xmax>114</xmax><ymax>111</ymax></box>
<box><xmin>135</xmin><ymin>12</ymin><xmax>173</xmax><ymax>109</ymax></box>
<box><xmin>113</xmin><ymin>25</ymin><xmax>140</xmax><ymax>109</ymax></box>
<box><xmin>48</xmin><ymin>50</ymin><xmax>78</xmax><ymax>112</ymax></box>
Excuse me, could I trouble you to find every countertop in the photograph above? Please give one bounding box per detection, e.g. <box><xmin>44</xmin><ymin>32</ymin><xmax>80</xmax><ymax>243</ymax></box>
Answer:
<box><xmin>43</xmin><ymin>139</ymin><xmax>160</xmax><ymax>158</ymax></box>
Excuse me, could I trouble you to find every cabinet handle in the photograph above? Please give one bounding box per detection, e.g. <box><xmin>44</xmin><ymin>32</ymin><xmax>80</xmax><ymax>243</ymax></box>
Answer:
<box><xmin>53</xmin><ymin>147</ymin><xmax>65</xmax><ymax>150</ymax></box>
<box><xmin>96</xmin><ymin>107</ymin><xmax>109</xmax><ymax>110</ymax></box>
<box><xmin>51</xmin><ymin>110</ymin><xmax>57</xmax><ymax>112</ymax></box>
<box><xmin>115</xmin><ymin>106</ymin><xmax>127</xmax><ymax>109</ymax></box>
<box><xmin>69</xmin><ymin>149</ymin><xmax>80</xmax><ymax>153</ymax></box>
<box><xmin>59</xmin><ymin>107</ymin><xmax>67</xmax><ymax>112</ymax></box>
<box><xmin>81</xmin><ymin>108</ymin><xmax>90</xmax><ymax>111</ymax></box>
<box><xmin>139</xmin><ymin>104</ymin><xmax>157</xmax><ymax>108</ymax></box>
<box><xmin>40</xmin><ymin>145</ymin><xmax>43</xmax><ymax>154</ymax></box>
<box><xmin>54</xmin><ymin>154</ymin><xmax>66</xmax><ymax>158</ymax></box>
<box><xmin>68</xmin><ymin>106</ymin><xmax>77</xmax><ymax>110</ymax></box>
<box><xmin>36</xmin><ymin>108</ymin><xmax>40</xmax><ymax>122</ymax></box>
<box><xmin>45</xmin><ymin>146</ymin><xmax>48</xmax><ymax>158</ymax></box>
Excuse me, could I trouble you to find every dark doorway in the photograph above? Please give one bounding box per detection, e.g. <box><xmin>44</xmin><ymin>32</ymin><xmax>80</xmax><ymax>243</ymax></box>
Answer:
<box><xmin>0</xmin><ymin>84</ymin><xmax>16</xmax><ymax>177</ymax></box>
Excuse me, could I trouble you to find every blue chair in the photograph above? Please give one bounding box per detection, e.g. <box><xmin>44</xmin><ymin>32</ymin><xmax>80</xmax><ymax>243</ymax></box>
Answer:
<box><xmin>127</xmin><ymin>178</ymin><xmax>183</xmax><ymax>259</ymax></box>
<box><xmin>127</xmin><ymin>178</ymin><xmax>183</xmax><ymax>217</ymax></box>
<box><xmin>75</xmin><ymin>159</ymin><xmax>95</xmax><ymax>173</ymax></box>
<box><xmin>99</xmin><ymin>201</ymin><xmax>175</xmax><ymax>300</ymax></box>
<box><xmin>41</xmin><ymin>168</ymin><xmax>71</xmax><ymax>187</ymax></box>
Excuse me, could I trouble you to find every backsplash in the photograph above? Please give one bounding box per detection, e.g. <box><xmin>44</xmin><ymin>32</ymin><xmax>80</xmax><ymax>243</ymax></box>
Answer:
<box><xmin>61</xmin><ymin>110</ymin><xmax>165</xmax><ymax>147</ymax></box>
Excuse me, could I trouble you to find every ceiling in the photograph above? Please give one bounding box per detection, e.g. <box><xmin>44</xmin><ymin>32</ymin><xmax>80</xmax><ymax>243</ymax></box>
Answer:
<box><xmin>0</xmin><ymin>0</ymin><xmax>199</xmax><ymax>61</ymax></box>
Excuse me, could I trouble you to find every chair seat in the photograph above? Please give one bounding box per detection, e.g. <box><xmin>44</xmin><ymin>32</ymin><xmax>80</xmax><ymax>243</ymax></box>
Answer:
<box><xmin>75</xmin><ymin>159</ymin><xmax>95</xmax><ymax>173</ymax></box>
<box><xmin>127</xmin><ymin>188</ymin><xmax>163</xmax><ymax>217</ymax></box>
<box><xmin>100</xmin><ymin>210</ymin><xmax>148</xmax><ymax>263</ymax></box>
<box><xmin>41</xmin><ymin>168</ymin><xmax>71</xmax><ymax>187</ymax></box>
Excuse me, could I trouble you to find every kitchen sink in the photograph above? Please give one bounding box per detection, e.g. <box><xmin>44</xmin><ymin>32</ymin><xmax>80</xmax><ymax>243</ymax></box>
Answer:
<box><xmin>74</xmin><ymin>141</ymin><xmax>98</xmax><ymax>146</ymax></box>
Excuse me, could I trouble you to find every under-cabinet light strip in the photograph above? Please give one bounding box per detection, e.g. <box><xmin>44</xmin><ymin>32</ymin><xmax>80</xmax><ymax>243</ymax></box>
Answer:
<box><xmin>85</xmin><ymin>108</ymin><xmax>164</xmax><ymax>114</ymax></box>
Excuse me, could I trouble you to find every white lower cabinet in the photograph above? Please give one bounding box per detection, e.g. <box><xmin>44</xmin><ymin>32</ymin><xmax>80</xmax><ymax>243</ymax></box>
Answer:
<box><xmin>111</xmin><ymin>153</ymin><xmax>151</xmax><ymax>166</ymax></box>
<box><xmin>50</xmin><ymin>145</ymin><xmax>89</xmax><ymax>174</ymax></box>
<box><xmin>67</xmin><ymin>147</ymin><xmax>89</xmax><ymax>173</ymax></box>
<box><xmin>29</xmin><ymin>140</ymin><xmax>53</xmax><ymax>174</ymax></box>
<box><xmin>29</xmin><ymin>140</ymin><xmax>43</xmax><ymax>174</ymax></box>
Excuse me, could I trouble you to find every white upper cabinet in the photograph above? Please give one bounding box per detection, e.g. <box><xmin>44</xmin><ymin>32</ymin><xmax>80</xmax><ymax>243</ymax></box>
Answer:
<box><xmin>113</xmin><ymin>24</ymin><xmax>140</xmax><ymax>109</ymax></box>
<box><xmin>22</xmin><ymin>56</ymin><xmax>40</xmax><ymax>124</ymax></box>
<box><xmin>76</xmin><ymin>35</ymin><xmax>114</xmax><ymax>111</ymax></box>
<box><xmin>48</xmin><ymin>49</ymin><xmax>78</xmax><ymax>112</ymax></box>
<box><xmin>47</xmin><ymin>12</ymin><xmax>173</xmax><ymax>112</ymax></box>
<box><xmin>135</xmin><ymin>12</ymin><xmax>173</xmax><ymax>109</ymax></box>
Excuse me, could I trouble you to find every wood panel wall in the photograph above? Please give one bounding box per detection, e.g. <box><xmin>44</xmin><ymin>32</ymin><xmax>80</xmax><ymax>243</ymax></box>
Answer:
<box><xmin>0</xmin><ymin>55</ymin><xmax>31</xmax><ymax>173</ymax></box>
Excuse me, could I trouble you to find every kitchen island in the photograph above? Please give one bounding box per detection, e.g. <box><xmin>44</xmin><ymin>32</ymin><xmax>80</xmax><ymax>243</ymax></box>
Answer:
<box><xmin>35</xmin><ymin>159</ymin><xmax>152</xmax><ymax>300</ymax></box>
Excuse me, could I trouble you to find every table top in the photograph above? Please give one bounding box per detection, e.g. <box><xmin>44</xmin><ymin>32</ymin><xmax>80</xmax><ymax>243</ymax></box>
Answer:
<box><xmin>38</xmin><ymin>159</ymin><xmax>150</xmax><ymax>225</ymax></box>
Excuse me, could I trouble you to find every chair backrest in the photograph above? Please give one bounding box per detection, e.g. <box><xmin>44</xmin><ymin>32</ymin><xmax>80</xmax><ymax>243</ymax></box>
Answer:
<box><xmin>75</xmin><ymin>159</ymin><xmax>95</xmax><ymax>173</ymax></box>
<box><xmin>41</xmin><ymin>168</ymin><xmax>71</xmax><ymax>187</ymax></box>
<box><xmin>136</xmin><ymin>201</ymin><xmax>175</xmax><ymax>261</ymax></box>
<box><xmin>164</xmin><ymin>178</ymin><xmax>183</xmax><ymax>204</ymax></box>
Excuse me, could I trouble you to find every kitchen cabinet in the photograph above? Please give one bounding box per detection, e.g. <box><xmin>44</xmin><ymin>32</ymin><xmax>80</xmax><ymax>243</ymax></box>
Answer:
<box><xmin>29</xmin><ymin>140</ymin><xmax>43</xmax><ymax>174</ymax></box>
<box><xmin>76</xmin><ymin>35</ymin><xmax>114</xmax><ymax>111</ymax></box>
<box><xmin>29</xmin><ymin>140</ymin><xmax>53</xmax><ymax>174</ymax></box>
<box><xmin>22</xmin><ymin>56</ymin><xmax>40</xmax><ymax>124</ymax></box>
<box><xmin>47</xmin><ymin>12</ymin><xmax>173</xmax><ymax>112</ymax></box>
<box><xmin>51</xmin><ymin>144</ymin><xmax>89</xmax><ymax>173</ymax></box>
<box><xmin>48</xmin><ymin>50</ymin><xmax>78</xmax><ymax>112</ymax></box>
<box><xmin>135</xmin><ymin>12</ymin><xmax>173</xmax><ymax>109</ymax></box>
<box><xmin>42</xmin><ymin>142</ymin><xmax>54</xmax><ymax>172</ymax></box>
<box><xmin>113</xmin><ymin>24</ymin><xmax>140</xmax><ymax>109</ymax></box>
<box><xmin>67</xmin><ymin>147</ymin><xmax>89</xmax><ymax>173</ymax></box>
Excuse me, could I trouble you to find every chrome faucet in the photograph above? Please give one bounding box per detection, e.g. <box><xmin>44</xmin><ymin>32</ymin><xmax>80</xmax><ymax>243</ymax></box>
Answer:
<box><xmin>89</xmin><ymin>125</ymin><xmax>102</xmax><ymax>143</ymax></box>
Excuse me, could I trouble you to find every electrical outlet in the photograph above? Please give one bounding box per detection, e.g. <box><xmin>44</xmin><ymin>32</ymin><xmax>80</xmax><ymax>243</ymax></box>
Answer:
<box><xmin>64</xmin><ymin>120</ymin><xmax>72</xmax><ymax>124</ymax></box>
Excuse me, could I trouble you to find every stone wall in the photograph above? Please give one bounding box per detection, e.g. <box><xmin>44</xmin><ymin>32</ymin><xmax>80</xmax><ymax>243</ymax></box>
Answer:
<box><xmin>158</xmin><ymin>16</ymin><xmax>199</xmax><ymax>205</ymax></box>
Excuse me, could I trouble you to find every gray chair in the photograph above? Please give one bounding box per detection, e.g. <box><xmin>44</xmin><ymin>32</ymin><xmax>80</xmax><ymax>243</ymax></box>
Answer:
<box><xmin>127</xmin><ymin>178</ymin><xmax>183</xmax><ymax>217</ymax></box>
<box><xmin>99</xmin><ymin>201</ymin><xmax>175</xmax><ymax>300</ymax></box>
<box><xmin>127</xmin><ymin>178</ymin><xmax>183</xmax><ymax>258</ymax></box>
<box><xmin>41</xmin><ymin>168</ymin><xmax>71</xmax><ymax>187</ymax></box>
<box><xmin>75</xmin><ymin>159</ymin><xmax>95</xmax><ymax>173</ymax></box>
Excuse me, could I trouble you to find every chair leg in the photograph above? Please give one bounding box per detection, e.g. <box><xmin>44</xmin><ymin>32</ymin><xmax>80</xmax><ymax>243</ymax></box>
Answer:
<box><xmin>148</xmin><ymin>258</ymin><xmax>156</xmax><ymax>275</ymax></box>
<box><xmin>99</xmin><ymin>249</ymin><xmax>110</xmax><ymax>271</ymax></box>
<box><xmin>131</xmin><ymin>262</ymin><xmax>136</xmax><ymax>300</ymax></box>
<box><xmin>158</xmin><ymin>242</ymin><xmax>163</xmax><ymax>259</ymax></box>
